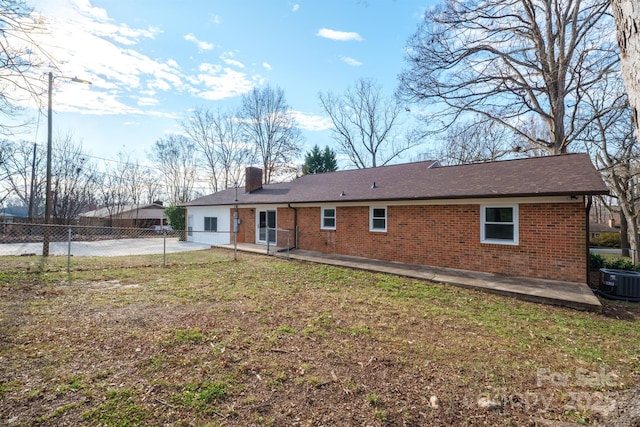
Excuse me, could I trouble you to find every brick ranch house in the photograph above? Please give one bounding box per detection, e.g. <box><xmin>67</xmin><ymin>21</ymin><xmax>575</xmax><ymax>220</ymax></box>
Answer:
<box><xmin>183</xmin><ymin>153</ymin><xmax>609</xmax><ymax>284</ymax></box>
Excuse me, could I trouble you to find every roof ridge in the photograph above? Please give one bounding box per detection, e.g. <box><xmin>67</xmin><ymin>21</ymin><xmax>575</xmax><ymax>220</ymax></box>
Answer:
<box><xmin>297</xmin><ymin>159</ymin><xmax>438</xmax><ymax>177</ymax></box>
<box><xmin>430</xmin><ymin>153</ymin><xmax>584</xmax><ymax>169</ymax></box>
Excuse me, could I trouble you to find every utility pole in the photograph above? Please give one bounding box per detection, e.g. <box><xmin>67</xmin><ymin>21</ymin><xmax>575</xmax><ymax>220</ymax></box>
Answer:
<box><xmin>42</xmin><ymin>72</ymin><xmax>53</xmax><ymax>256</ymax></box>
<box><xmin>42</xmin><ymin>72</ymin><xmax>92</xmax><ymax>257</ymax></box>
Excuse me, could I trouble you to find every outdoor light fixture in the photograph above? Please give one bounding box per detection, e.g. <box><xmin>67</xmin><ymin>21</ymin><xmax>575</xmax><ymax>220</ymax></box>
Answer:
<box><xmin>42</xmin><ymin>71</ymin><xmax>92</xmax><ymax>257</ymax></box>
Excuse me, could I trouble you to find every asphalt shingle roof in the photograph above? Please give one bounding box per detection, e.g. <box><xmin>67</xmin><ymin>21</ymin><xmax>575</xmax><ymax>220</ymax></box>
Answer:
<box><xmin>184</xmin><ymin>153</ymin><xmax>609</xmax><ymax>207</ymax></box>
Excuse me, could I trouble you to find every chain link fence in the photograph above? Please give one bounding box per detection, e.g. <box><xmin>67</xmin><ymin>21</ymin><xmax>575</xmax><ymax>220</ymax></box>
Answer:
<box><xmin>263</xmin><ymin>227</ymin><xmax>295</xmax><ymax>258</ymax></box>
<box><xmin>0</xmin><ymin>223</ymin><xmax>228</xmax><ymax>273</ymax></box>
<box><xmin>1</xmin><ymin>223</ymin><xmax>298</xmax><ymax>274</ymax></box>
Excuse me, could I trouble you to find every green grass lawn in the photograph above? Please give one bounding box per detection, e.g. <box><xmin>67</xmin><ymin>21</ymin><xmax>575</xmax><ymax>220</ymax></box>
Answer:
<box><xmin>1</xmin><ymin>248</ymin><xmax>639</xmax><ymax>426</ymax></box>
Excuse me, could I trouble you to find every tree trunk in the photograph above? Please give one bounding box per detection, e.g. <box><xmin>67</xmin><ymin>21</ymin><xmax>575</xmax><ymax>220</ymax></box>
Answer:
<box><xmin>620</xmin><ymin>210</ymin><xmax>630</xmax><ymax>257</ymax></box>
<box><xmin>611</xmin><ymin>0</ymin><xmax>640</xmax><ymax>140</ymax></box>
<box><xmin>627</xmin><ymin>215</ymin><xmax>640</xmax><ymax>264</ymax></box>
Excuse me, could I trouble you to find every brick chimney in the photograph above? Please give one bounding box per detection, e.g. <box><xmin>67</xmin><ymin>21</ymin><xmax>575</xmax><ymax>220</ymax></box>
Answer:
<box><xmin>245</xmin><ymin>167</ymin><xmax>263</xmax><ymax>193</ymax></box>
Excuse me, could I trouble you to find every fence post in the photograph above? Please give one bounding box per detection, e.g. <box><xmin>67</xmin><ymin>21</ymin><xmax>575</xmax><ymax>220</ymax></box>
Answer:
<box><xmin>67</xmin><ymin>227</ymin><xmax>72</xmax><ymax>274</ymax></box>
<box><xmin>163</xmin><ymin>230</ymin><xmax>167</xmax><ymax>267</ymax></box>
<box><xmin>233</xmin><ymin>210</ymin><xmax>238</xmax><ymax>261</ymax></box>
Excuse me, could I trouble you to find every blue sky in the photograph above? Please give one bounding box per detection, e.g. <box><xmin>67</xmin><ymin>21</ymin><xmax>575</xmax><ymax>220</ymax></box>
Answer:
<box><xmin>19</xmin><ymin>0</ymin><xmax>431</xmax><ymax>168</ymax></box>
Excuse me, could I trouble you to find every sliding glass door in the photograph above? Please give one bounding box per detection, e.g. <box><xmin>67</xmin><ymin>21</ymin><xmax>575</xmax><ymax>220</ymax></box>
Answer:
<box><xmin>257</xmin><ymin>210</ymin><xmax>276</xmax><ymax>244</ymax></box>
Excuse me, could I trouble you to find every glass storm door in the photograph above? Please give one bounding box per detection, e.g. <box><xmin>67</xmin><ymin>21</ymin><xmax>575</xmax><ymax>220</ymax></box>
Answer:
<box><xmin>258</xmin><ymin>210</ymin><xmax>276</xmax><ymax>244</ymax></box>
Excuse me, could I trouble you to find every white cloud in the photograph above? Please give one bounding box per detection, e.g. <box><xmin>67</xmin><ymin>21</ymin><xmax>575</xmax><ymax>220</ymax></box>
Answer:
<box><xmin>147</xmin><ymin>79</ymin><xmax>171</xmax><ymax>91</ymax></box>
<box><xmin>24</xmin><ymin>1</ymin><xmax>181</xmax><ymax>103</ymax></box>
<box><xmin>10</xmin><ymin>0</ymin><xmax>265</xmax><ymax>121</ymax></box>
<box><xmin>69</xmin><ymin>0</ymin><xmax>160</xmax><ymax>45</ymax></box>
<box><xmin>184</xmin><ymin>33</ymin><xmax>215</xmax><ymax>51</ymax></box>
<box><xmin>55</xmin><ymin>83</ymin><xmax>142</xmax><ymax>116</ymax></box>
<box><xmin>191</xmin><ymin>63</ymin><xmax>258</xmax><ymax>100</ymax></box>
<box><xmin>211</xmin><ymin>14</ymin><xmax>221</xmax><ymax>25</ymax></box>
<box><xmin>137</xmin><ymin>97</ymin><xmax>159</xmax><ymax>106</ymax></box>
<box><xmin>316</xmin><ymin>28</ymin><xmax>363</xmax><ymax>42</ymax></box>
<box><xmin>291</xmin><ymin>111</ymin><xmax>333</xmax><ymax>131</ymax></box>
<box><xmin>340</xmin><ymin>56</ymin><xmax>363</xmax><ymax>66</ymax></box>
<box><xmin>221</xmin><ymin>51</ymin><xmax>245</xmax><ymax>68</ymax></box>
<box><xmin>292</xmin><ymin>4</ymin><xmax>300</xmax><ymax>12</ymax></box>
<box><xmin>222</xmin><ymin>58</ymin><xmax>245</xmax><ymax>68</ymax></box>
<box><xmin>263</xmin><ymin>62</ymin><xmax>272</xmax><ymax>71</ymax></box>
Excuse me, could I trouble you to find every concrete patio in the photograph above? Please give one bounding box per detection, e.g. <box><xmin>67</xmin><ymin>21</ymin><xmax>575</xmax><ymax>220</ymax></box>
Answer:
<box><xmin>219</xmin><ymin>243</ymin><xmax>602</xmax><ymax>312</ymax></box>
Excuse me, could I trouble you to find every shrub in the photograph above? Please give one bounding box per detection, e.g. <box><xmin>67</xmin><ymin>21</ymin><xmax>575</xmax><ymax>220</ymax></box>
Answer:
<box><xmin>589</xmin><ymin>253</ymin><xmax>605</xmax><ymax>270</ymax></box>
<box><xmin>590</xmin><ymin>232</ymin><xmax>621</xmax><ymax>248</ymax></box>
<box><xmin>604</xmin><ymin>257</ymin><xmax>636</xmax><ymax>271</ymax></box>
<box><xmin>590</xmin><ymin>252</ymin><xmax>638</xmax><ymax>271</ymax></box>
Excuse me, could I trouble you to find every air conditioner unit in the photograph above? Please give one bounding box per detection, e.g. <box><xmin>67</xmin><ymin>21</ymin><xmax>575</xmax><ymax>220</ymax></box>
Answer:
<box><xmin>599</xmin><ymin>268</ymin><xmax>640</xmax><ymax>300</ymax></box>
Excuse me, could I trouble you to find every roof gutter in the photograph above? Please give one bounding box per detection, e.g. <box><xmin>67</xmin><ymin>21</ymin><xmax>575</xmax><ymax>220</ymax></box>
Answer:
<box><xmin>187</xmin><ymin>193</ymin><xmax>606</xmax><ymax>208</ymax></box>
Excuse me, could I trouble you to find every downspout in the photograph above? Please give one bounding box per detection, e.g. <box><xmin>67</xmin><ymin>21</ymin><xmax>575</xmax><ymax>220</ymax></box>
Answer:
<box><xmin>288</xmin><ymin>203</ymin><xmax>298</xmax><ymax>249</ymax></box>
<box><xmin>586</xmin><ymin>195</ymin><xmax>593</xmax><ymax>284</ymax></box>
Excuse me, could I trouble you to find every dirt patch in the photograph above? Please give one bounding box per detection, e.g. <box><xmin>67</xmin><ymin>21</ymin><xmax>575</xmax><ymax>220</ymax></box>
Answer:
<box><xmin>601</xmin><ymin>301</ymin><xmax>638</xmax><ymax>321</ymax></box>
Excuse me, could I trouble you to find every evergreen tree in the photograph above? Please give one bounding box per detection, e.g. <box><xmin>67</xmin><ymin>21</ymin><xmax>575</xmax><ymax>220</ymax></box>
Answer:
<box><xmin>302</xmin><ymin>145</ymin><xmax>338</xmax><ymax>175</ymax></box>
<box><xmin>164</xmin><ymin>205</ymin><xmax>186</xmax><ymax>240</ymax></box>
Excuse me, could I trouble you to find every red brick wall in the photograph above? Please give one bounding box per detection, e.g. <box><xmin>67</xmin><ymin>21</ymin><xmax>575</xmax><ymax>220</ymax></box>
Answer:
<box><xmin>295</xmin><ymin>203</ymin><xmax>586</xmax><ymax>283</ymax></box>
<box><xmin>235</xmin><ymin>208</ymin><xmax>256</xmax><ymax>244</ymax></box>
<box><xmin>276</xmin><ymin>208</ymin><xmax>295</xmax><ymax>247</ymax></box>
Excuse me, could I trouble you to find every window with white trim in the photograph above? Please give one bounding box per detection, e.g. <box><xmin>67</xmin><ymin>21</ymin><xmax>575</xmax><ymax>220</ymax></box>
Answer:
<box><xmin>321</xmin><ymin>207</ymin><xmax>336</xmax><ymax>230</ymax></box>
<box><xmin>370</xmin><ymin>207</ymin><xmax>387</xmax><ymax>232</ymax></box>
<box><xmin>481</xmin><ymin>205</ymin><xmax>518</xmax><ymax>244</ymax></box>
<box><xmin>204</xmin><ymin>216</ymin><xmax>218</xmax><ymax>232</ymax></box>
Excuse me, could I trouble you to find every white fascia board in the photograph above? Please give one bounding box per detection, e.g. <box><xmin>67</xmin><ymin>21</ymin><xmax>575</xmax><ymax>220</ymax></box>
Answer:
<box><xmin>286</xmin><ymin>195</ymin><xmax>583</xmax><ymax>208</ymax></box>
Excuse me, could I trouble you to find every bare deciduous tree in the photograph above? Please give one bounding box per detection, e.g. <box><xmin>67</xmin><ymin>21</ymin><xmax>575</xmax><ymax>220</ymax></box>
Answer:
<box><xmin>69</xmin><ymin>149</ymin><xmax>159</xmax><ymax>226</ymax></box>
<box><xmin>142</xmin><ymin>176</ymin><xmax>162</xmax><ymax>205</ymax></box>
<box><xmin>437</xmin><ymin>117</ymin><xmax>513</xmax><ymax>165</ymax></box>
<box><xmin>50</xmin><ymin>133</ymin><xmax>98</xmax><ymax>224</ymax></box>
<box><xmin>0</xmin><ymin>139</ymin><xmax>44</xmax><ymax>212</ymax></box>
<box><xmin>0</xmin><ymin>0</ymin><xmax>48</xmax><ymax>135</ymax></box>
<box><xmin>580</xmin><ymin>76</ymin><xmax>640</xmax><ymax>261</ymax></box>
<box><xmin>96</xmin><ymin>168</ymin><xmax>128</xmax><ymax>226</ymax></box>
<box><xmin>611</xmin><ymin>0</ymin><xmax>640</xmax><ymax>144</ymax></box>
<box><xmin>0</xmin><ymin>139</ymin><xmax>18</xmax><ymax>206</ymax></box>
<box><xmin>215</xmin><ymin>112</ymin><xmax>254</xmax><ymax>189</ymax></box>
<box><xmin>182</xmin><ymin>107</ymin><xmax>221</xmax><ymax>192</ymax></box>
<box><xmin>320</xmin><ymin>78</ymin><xmax>417</xmax><ymax>169</ymax></box>
<box><xmin>148</xmin><ymin>134</ymin><xmax>198</xmax><ymax>205</ymax></box>
<box><xmin>182</xmin><ymin>107</ymin><xmax>253</xmax><ymax>191</ymax></box>
<box><xmin>240</xmin><ymin>85</ymin><xmax>302</xmax><ymax>184</ymax></box>
<box><xmin>119</xmin><ymin>152</ymin><xmax>148</xmax><ymax>207</ymax></box>
<box><xmin>398</xmin><ymin>0</ymin><xmax>618</xmax><ymax>155</ymax></box>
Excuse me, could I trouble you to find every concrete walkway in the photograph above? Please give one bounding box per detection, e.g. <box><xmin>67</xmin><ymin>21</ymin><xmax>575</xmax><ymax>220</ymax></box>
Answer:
<box><xmin>221</xmin><ymin>243</ymin><xmax>602</xmax><ymax>312</ymax></box>
<box><xmin>0</xmin><ymin>238</ymin><xmax>212</xmax><ymax>257</ymax></box>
